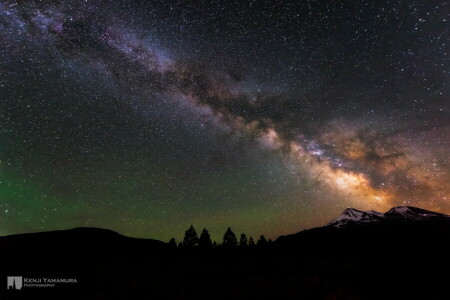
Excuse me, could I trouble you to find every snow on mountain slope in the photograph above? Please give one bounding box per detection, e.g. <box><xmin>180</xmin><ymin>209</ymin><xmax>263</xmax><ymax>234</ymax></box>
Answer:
<box><xmin>365</xmin><ymin>210</ymin><xmax>385</xmax><ymax>218</ymax></box>
<box><xmin>385</xmin><ymin>206</ymin><xmax>450</xmax><ymax>219</ymax></box>
<box><xmin>327</xmin><ymin>208</ymin><xmax>385</xmax><ymax>228</ymax></box>
<box><xmin>328</xmin><ymin>206</ymin><xmax>450</xmax><ymax>228</ymax></box>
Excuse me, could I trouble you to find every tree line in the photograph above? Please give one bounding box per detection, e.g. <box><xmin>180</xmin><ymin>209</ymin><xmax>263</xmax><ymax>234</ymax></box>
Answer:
<box><xmin>168</xmin><ymin>226</ymin><xmax>272</xmax><ymax>249</ymax></box>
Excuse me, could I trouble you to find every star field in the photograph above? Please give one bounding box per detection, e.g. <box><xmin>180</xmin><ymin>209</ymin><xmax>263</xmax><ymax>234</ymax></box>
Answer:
<box><xmin>0</xmin><ymin>0</ymin><xmax>449</xmax><ymax>241</ymax></box>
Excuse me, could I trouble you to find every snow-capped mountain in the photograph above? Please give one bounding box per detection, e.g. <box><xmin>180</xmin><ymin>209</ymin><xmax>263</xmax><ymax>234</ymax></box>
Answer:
<box><xmin>327</xmin><ymin>208</ymin><xmax>385</xmax><ymax>228</ymax></box>
<box><xmin>384</xmin><ymin>206</ymin><xmax>449</xmax><ymax>219</ymax></box>
<box><xmin>328</xmin><ymin>206</ymin><xmax>450</xmax><ymax>228</ymax></box>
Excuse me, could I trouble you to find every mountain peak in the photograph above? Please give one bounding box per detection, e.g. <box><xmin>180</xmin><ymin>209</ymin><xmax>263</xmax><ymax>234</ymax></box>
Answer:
<box><xmin>385</xmin><ymin>206</ymin><xmax>449</xmax><ymax>219</ymax></box>
<box><xmin>327</xmin><ymin>208</ymin><xmax>385</xmax><ymax>228</ymax></box>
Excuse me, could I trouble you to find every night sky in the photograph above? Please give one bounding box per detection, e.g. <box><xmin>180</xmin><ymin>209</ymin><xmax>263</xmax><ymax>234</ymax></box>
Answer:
<box><xmin>1</xmin><ymin>0</ymin><xmax>449</xmax><ymax>241</ymax></box>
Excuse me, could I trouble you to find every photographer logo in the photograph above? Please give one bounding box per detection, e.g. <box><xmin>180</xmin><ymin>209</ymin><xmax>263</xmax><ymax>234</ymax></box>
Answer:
<box><xmin>7</xmin><ymin>277</ymin><xmax>23</xmax><ymax>290</ymax></box>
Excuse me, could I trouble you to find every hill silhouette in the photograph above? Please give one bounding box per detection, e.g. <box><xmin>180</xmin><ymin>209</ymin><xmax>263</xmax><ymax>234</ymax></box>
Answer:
<box><xmin>0</xmin><ymin>227</ymin><xmax>168</xmax><ymax>259</ymax></box>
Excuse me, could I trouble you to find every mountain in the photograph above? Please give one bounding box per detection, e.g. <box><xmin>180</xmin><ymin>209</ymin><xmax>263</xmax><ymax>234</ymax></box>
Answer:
<box><xmin>274</xmin><ymin>205</ymin><xmax>450</xmax><ymax>299</ymax></box>
<box><xmin>384</xmin><ymin>206</ymin><xmax>450</xmax><ymax>219</ymax></box>
<box><xmin>0</xmin><ymin>227</ymin><xmax>169</xmax><ymax>261</ymax></box>
<box><xmin>327</xmin><ymin>206</ymin><xmax>450</xmax><ymax>228</ymax></box>
<box><xmin>327</xmin><ymin>208</ymin><xmax>385</xmax><ymax>228</ymax></box>
<box><xmin>276</xmin><ymin>205</ymin><xmax>450</xmax><ymax>253</ymax></box>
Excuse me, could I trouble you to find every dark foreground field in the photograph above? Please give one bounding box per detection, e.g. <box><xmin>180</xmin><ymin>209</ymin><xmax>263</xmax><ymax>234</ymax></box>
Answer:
<box><xmin>1</xmin><ymin>217</ymin><xmax>450</xmax><ymax>300</ymax></box>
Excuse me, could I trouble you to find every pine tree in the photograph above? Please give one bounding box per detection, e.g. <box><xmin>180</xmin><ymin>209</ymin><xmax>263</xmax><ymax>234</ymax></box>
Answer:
<box><xmin>239</xmin><ymin>233</ymin><xmax>248</xmax><ymax>248</ymax></box>
<box><xmin>168</xmin><ymin>238</ymin><xmax>177</xmax><ymax>248</ymax></box>
<box><xmin>248</xmin><ymin>237</ymin><xmax>255</xmax><ymax>247</ymax></box>
<box><xmin>222</xmin><ymin>227</ymin><xmax>238</xmax><ymax>248</ymax></box>
<box><xmin>257</xmin><ymin>235</ymin><xmax>267</xmax><ymax>247</ymax></box>
<box><xmin>199</xmin><ymin>228</ymin><xmax>213</xmax><ymax>248</ymax></box>
<box><xmin>183</xmin><ymin>225</ymin><xmax>199</xmax><ymax>248</ymax></box>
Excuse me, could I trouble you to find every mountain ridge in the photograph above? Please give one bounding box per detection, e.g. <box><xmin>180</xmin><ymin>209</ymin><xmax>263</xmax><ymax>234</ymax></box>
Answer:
<box><xmin>327</xmin><ymin>205</ymin><xmax>450</xmax><ymax>228</ymax></box>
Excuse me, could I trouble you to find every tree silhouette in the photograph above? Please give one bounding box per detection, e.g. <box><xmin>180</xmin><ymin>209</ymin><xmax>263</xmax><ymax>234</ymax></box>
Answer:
<box><xmin>212</xmin><ymin>241</ymin><xmax>218</xmax><ymax>248</ymax></box>
<box><xmin>199</xmin><ymin>228</ymin><xmax>213</xmax><ymax>248</ymax></box>
<box><xmin>183</xmin><ymin>225</ymin><xmax>199</xmax><ymax>248</ymax></box>
<box><xmin>239</xmin><ymin>233</ymin><xmax>248</xmax><ymax>248</ymax></box>
<box><xmin>222</xmin><ymin>227</ymin><xmax>238</xmax><ymax>248</ymax></box>
<box><xmin>248</xmin><ymin>237</ymin><xmax>255</xmax><ymax>247</ymax></box>
<box><xmin>168</xmin><ymin>238</ymin><xmax>177</xmax><ymax>248</ymax></box>
<box><xmin>257</xmin><ymin>235</ymin><xmax>267</xmax><ymax>247</ymax></box>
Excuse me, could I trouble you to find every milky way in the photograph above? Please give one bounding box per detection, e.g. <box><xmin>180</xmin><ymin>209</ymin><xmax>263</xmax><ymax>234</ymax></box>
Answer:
<box><xmin>1</xmin><ymin>0</ymin><xmax>449</xmax><ymax>241</ymax></box>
